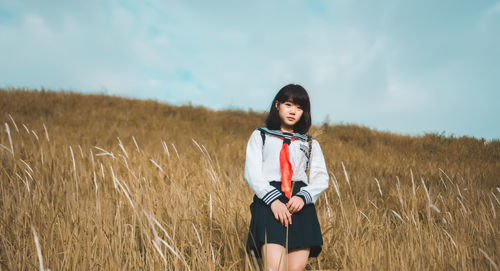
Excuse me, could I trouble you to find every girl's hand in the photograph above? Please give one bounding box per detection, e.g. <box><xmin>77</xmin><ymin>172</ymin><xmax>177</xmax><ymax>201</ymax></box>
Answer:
<box><xmin>270</xmin><ymin>200</ymin><xmax>292</xmax><ymax>226</ymax></box>
<box><xmin>286</xmin><ymin>196</ymin><xmax>305</xmax><ymax>213</ymax></box>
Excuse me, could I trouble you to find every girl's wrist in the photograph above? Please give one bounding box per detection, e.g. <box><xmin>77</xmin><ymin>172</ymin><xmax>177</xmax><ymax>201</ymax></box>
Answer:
<box><xmin>269</xmin><ymin>198</ymin><xmax>281</xmax><ymax>207</ymax></box>
<box><xmin>296</xmin><ymin>190</ymin><xmax>312</xmax><ymax>204</ymax></box>
<box><xmin>295</xmin><ymin>195</ymin><xmax>306</xmax><ymax>204</ymax></box>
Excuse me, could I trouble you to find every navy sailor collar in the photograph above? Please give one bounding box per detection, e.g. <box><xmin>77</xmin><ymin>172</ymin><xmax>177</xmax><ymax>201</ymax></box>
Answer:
<box><xmin>257</xmin><ymin>127</ymin><xmax>309</xmax><ymax>141</ymax></box>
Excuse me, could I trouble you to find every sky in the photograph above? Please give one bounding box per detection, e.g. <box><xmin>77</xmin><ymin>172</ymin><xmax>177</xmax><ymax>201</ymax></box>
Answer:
<box><xmin>0</xmin><ymin>1</ymin><xmax>499</xmax><ymax>140</ymax></box>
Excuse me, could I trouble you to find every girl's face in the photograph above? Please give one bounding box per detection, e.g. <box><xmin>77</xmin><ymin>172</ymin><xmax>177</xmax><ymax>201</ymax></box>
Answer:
<box><xmin>275</xmin><ymin>100</ymin><xmax>303</xmax><ymax>132</ymax></box>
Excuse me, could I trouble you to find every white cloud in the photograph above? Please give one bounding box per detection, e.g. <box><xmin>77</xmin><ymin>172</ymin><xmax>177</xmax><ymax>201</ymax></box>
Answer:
<box><xmin>484</xmin><ymin>1</ymin><xmax>500</xmax><ymax>17</ymax></box>
<box><xmin>25</xmin><ymin>14</ymin><xmax>53</xmax><ymax>41</ymax></box>
<box><xmin>383</xmin><ymin>76</ymin><xmax>430</xmax><ymax>113</ymax></box>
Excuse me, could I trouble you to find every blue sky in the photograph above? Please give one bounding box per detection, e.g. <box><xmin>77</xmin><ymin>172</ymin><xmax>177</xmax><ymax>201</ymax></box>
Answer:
<box><xmin>0</xmin><ymin>1</ymin><xmax>499</xmax><ymax>139</ymax></box>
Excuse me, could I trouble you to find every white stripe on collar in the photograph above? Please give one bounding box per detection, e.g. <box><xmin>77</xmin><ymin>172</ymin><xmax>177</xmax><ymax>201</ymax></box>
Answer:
<box><xmin>257</xmin><ymin>127</ymin><xmax>309</xmax><ymax>141</ymax></box>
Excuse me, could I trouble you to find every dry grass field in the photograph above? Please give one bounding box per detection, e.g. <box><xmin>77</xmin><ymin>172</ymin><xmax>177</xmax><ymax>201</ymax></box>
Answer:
<box><xmin>0</xmin><ymin>88</ymin><xmax>499</xmax><ymax>270</ymax></box>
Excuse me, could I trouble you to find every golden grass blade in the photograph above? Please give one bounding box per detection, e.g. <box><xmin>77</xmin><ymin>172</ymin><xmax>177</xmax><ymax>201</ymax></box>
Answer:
<box><xmin>492</xmin><ymin>191</ymin><xmax>500</xmax><ymax>206</ymax></box>
<box><xmin>22</xmin><ymin>123</ymin><xmax>29</xmax><ymax>134</ymax></box>
<box><xmin>391</xmin><ymin>209</ymin><xmax>404</xmax><ymax>223</ymax></box>
<box><xmin>8</xmin><ymin>114</ymin><xmax>19</xmax><ymax>133</ymax></box>
<box><xmin>94</xmin><ymin>146</ymin><xmax>115</xmax><ymax>158</ymax></box>
<box><xmin>78</xmin><ymin>145</ymin><xmax>84</xmax><ymax>159</ymax></box>
<box><xmin>374</xmin><ymin>178</ymin><xmax>383</xmax><ymax>197</ymax></box>
<box><xmin>192</xmin><ymin>223</ymin><xmax>202</xmax><ymax>246</ymax></box>
<box><xmin>4</xmin><ymin>123</ymin><xmax>13</xmax><ymax>155</ymax></box>
<box><xmin>20</xmin><ymin>159</ymin><xmax>33</xmax><ymax>173</ymax></box>
<box><xmin>162</xmin><ymin>140</ymin><xmax>170</xmax><ymax>157</ymax></box>
<box><xmin>32</xmin><ymin>130</ymin><xmax>39</xmax><ymax>141</ymax></box>
<box><xmin>478</xmin><ymin>248</ymin><xmax>499</xmax><ymax>271</ymax></box>
<box><xmin>359</xmin><ymin>210</ymin><xmax>370</xmax><ymax>222</ymax></box>
<box><xmin>43</xmin><ymin>123</ymin><xmax>50</xmax><ymax>142</ymax></box>
<box><xmin>32</xmin><ymin>227</ymin><xmax>47</xmax><ymax>271</ymax></box>
<box><xmin>150</xmin><ymin>159</ymin><xmax>165</xmax><ymax>174</ymax></box>
<box><xmin>324</xmin><ymin>193</ymin><xmax>332</xmax><ymax>218</ymax></box>
<box><xmin>132</xmin><ymin>136</ymin><xmax>140</xmax><ymax>153</ymax></box>
<box><xmin>442</xmin><ymin>229</ymin><xmax>457</xmax><ymax>249</ymax></box>
<box><xmin>0</xmin><ymin>143</ymin><xmax>10</xmax><ymax>153</ymax></box>
<box><xmin>341</xmin><ymin>161</ymin><xmax>351</xmax><ymax>188</ymax></box>
<box><xmin>171</xmin><ymin>143</ymin><xmax>180</xmax><ymax>159</ymax></box>
<box><xmin>117</xmin><ymin>137</ymin><xmax>129</xmax><ymax>159</ymax></box>
<box><xmin>410</xmin><ymin>169</ymin><xmax>415</xmax><ymax>197</ymax></box>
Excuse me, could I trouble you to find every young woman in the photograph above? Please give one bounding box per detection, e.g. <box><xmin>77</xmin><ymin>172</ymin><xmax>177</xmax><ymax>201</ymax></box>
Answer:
<box><xmin>245</xmin><ymin>84</ymin><xmax>329</xmax><ymax>271</ymax></box>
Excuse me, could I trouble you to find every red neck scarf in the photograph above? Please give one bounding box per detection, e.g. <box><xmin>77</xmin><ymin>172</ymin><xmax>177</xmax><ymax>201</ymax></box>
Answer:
<box><xmin>279</xmin><ymin>137</ymin><xmax>296</xmax><ymax>199</ymax></box>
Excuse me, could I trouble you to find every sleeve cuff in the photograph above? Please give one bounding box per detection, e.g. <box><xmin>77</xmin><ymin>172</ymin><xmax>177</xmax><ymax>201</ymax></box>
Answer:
<box><xmin>262</xmin><ymin>188</ymin><xmax>283</xmax><ymax>205</ymax></box>
<box><xmin>296</xmin><ymin>190</ymin><xmax>312</xmax><ymax>204</ymax></box>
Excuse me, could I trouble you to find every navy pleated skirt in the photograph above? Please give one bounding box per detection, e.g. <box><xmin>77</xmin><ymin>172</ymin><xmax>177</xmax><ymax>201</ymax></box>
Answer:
<box><xmin>246</xmin><ymin>181</ymin><xmax>323</xmax><ymax>258</ymax></box>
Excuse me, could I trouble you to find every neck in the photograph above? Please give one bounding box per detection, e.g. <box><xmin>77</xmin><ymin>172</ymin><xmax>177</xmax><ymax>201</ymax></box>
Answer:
<box><xmin>280</xmin><ymin>125</ymin><xmax>294</xmax><ymax>134</ymax></box>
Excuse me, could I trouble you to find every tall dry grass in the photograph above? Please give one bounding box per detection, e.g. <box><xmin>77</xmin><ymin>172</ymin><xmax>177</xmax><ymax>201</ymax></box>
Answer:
<box><xmin>0</xmin><ymin>88</ymin><xmax>499</xmax><ymax>270</ymax></box>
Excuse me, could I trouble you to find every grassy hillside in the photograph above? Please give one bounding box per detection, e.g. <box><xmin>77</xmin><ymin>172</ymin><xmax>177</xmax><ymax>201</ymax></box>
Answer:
<box><xmin>1</xmin><ymin>88</ymin><xmax>499</xmax><ymax>270</ymax></box>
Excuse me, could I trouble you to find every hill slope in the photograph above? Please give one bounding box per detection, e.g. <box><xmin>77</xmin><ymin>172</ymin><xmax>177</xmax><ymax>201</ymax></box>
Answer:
<box><xmin>1</xmin><ymin>88</ymin><xmax>498</xmax><ymax>185</ymax></box>
<box><xmin>1</xmin><ymin>88</ymin><xmax>499</xmax><ymax>270</ymax></box>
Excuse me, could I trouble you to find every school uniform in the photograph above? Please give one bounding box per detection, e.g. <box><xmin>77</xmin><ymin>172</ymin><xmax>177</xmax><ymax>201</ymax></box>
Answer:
<box><xmin>245</xmin><ymin>128</ymin><xmax>329</xmax><ymax>257</ymax></box>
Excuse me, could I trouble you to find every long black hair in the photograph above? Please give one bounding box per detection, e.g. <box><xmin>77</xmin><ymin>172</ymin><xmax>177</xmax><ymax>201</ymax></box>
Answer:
<box><xmin>265</xmin><ymin>84</ymin><xmax>312</xmax><ymax>134</ymax></box>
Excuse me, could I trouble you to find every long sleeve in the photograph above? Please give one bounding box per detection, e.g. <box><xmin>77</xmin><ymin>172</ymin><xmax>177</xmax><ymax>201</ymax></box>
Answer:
<box><xmin>244</xmin><ymin>130</ymin><xmax>283</xmax><ymax>205</ymax></box>
<box><xmin>296</xmin><ymin>139</ymin><xmax>329</xmax><ymax>204</ymax></box>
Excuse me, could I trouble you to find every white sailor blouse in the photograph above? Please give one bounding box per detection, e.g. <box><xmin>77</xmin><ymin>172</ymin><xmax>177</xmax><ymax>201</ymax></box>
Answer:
<box><xmin>244</xmin><ymin>128</ymin><xmax>329</xmax><ymax>205</ymax></box>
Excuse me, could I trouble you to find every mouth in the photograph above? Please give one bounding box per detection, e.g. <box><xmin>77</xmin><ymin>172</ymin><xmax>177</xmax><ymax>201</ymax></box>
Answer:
<box><xmin>287</xmin><ymin>117</ymin><xmax>295</xmax><ymax>121</ymax></box>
